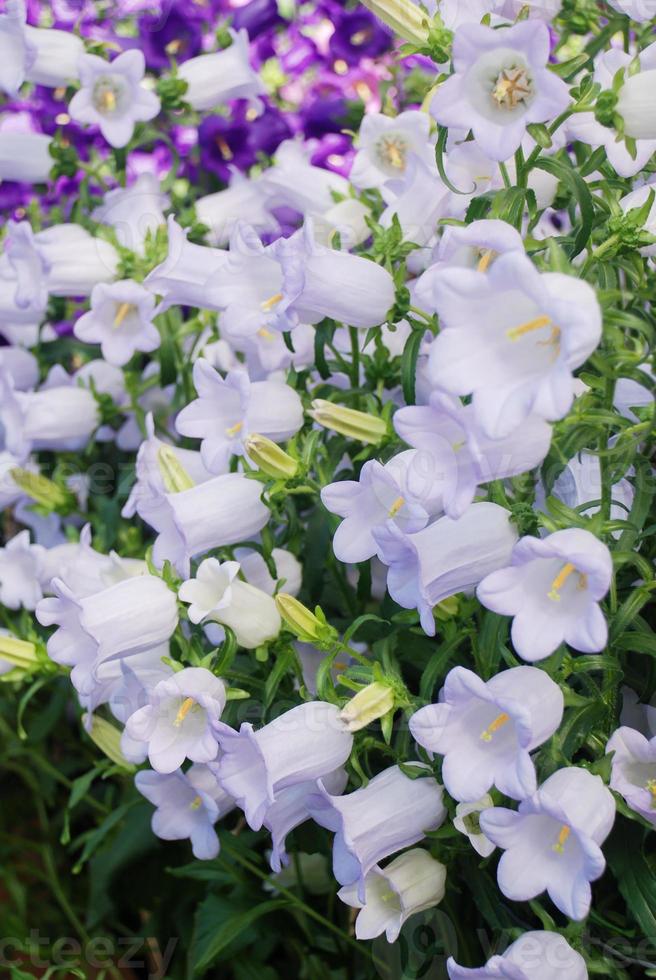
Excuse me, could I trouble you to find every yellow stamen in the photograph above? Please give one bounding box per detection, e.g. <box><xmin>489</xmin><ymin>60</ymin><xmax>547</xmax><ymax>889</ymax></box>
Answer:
<box><xmin>261</xmin><ymin>292</ymin><xmax>283</xmax><ymax>312</ymax></box>
<box><xmin>350</xmin><ymin>28</ymin><xmax>371</xmax><ymax>45</ymax></box>
<box><xmin>477</xmin><ymin>250</ymin><xmax>495</xmax><ymax>273</ymax></box>
<box><xmin>480</xmin><ymin>712</ymin><xmax>510</xmax><ymax>743</ymax></box>
<box><xmin>99</xmin><ymin>88</ymin><xmax>117</xmax><ymax>112</ymax></box>
<box><xmin>355</xmin><ymin>82</ymin><xmax>372</xmax><ymax>101</ymax></box>
<box><xmin>388</xmin><ymin>496</ymin><xmax>404</xmax><ymax>518</ymax></box>
<box><xmin>552</xmin><ymin>824</ymin><xmax>571</xmax><ymax>854</ymax></box>
<box><xmin>258</xmin><ymin>327</ymin><xmax>275</xmax><ymax>340</ymax></box>
<box><xmin>334</xmin><ymin>58</ymin><xmax>348</xmax><ymax>74</ymax></box>
<box><xmin>491</xmin><ymin>67</ymin><xmax>532</xmax><ymax>110</ymax></box>
<box><xmin>451</xmin><ymin>440</ymin><xmax>465</xmax><ymax>453</ymax></box>
<box><xmin>165</xmin><ymin>38</ymin><xmax>183</xmax><ymax>55</ymax></box>
<box><xmin>646</xmin><ymin>779</ymin><xmax>656</xmax><ymax>807</ymax></box>
<box><xmin>113</xmin><ymin>302</ymin><xmax>134</xmax><ymax>329</ymax></box>
<box><xmin>190</xmin><ymin>795</ymin><xmax>203</xmax><ymax>810</ymax></box>
<box><xmin>216</xmin><ymin>136</ymin><xmax>233</xmax><ymax>161</ymax></box>
<box><xmin>506</xmin><ymin>315</ymin><xmax>552</xmax><ymax>342</ymax></box>
<box><xmin>379</xmin><ymin>888</ymin><xmax>397</xmax><ymax>903</ymax></box>
<box><xmin>548</xmin><ymin>562</ymin><xmax>576</xmax><ymax>602</ymax></box>
<box><xmin>174</xmin><ymin>697</ymin><xmax>195</xmax><ymax>727</ymax></box>
<box><xmin>225</xmin><ymin>420</ymin><xmax>243</xmax><ymax>438</ymax></box>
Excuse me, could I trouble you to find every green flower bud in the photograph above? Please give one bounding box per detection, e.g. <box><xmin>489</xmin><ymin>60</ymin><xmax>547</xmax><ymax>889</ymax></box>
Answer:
<box><xmin>340</xmin><ymin>682</ymin><xmax>395</xmax><ymax>732</ymax></box>
<box><xmin>0</xmin><ymin>636</ymin><xmax>39</xmax><ymax>671</ymax></box>
<box><xmin>10</xmin><ymin>468</ymin><xmax>73</xmax><ymax>511</ymax></box>
<box><xmin>85</xmin><ymin>715</ymin><xmax>136</xmax><ymax>771</ymax></box>
<box><xmin>245</xmin><ymin>434</ymin><xmax>299</xmax><ymax>479</ymax></box>
<box><xmin>275</xmin><ymin>594</ymin><xmax>338</xmax><ymax>647</ymax></box>
<box><xmin>157</xmin><ymin>446</ymin><xmax>195</xmax><ymax>493</ymax></box>
<box><xmin>308</xmin><ymin>400</ymin><xmax>387</xmax><ymax>445</ymax></box>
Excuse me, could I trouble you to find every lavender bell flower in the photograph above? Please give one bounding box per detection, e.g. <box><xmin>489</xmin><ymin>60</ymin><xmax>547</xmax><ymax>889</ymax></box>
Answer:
<box><xmin>480</xmin><ymin>767</ymin><xmax>615</xmax><ymax>920</ymax></box>
<box><xmin>24</xmin><ymin>24</ymin><xmax>84</xmax><ymax>88</ymax></box>
<box><xmin>143</xmin><ymin>216</ymin><xmax>230</xmax><ymax>314</ymax></box>
<box><xmin>0</xmin><ymin>131</ymin><xmax>53</xmax><ymax>183</ymax></box>
<box><xmin>425</xmin><ymin>251</ymin><xmax>602</xmax><ymax>439</ymax></box>
<box><xmin>92</xmin><ymin>174</ymin><xmax>170</xmax><ymax>256</ymax></box>
<box><xmin>124</xmin><ymin>667</ymin><xmax>225</xmax><ymax>773</ymax></box>
<box><xmin>0</xmin><ymin>372</ymin><xmax>100</xmax><ymax>456</ymax></box>
<box><xmin>477</xmin><ymin>528</ymin><xmax>612</xmax><ymax>662</ymax></box>
<box><xmin>447</xmin><ymin>930</ymin><xmax>587</xmax><ymax>980</ymax></box>
<box><xmin>306</xmin><ymin>764</ymin><xmax>446</xmax><ymax>902</ymax></box>
<box><xmin>394</xmin><ymin>391</ymin><xmax>552</xmax><ymax>520</ymax></box>
<box><xmin>0</xmin><ymin>530</ymin><xmax>44</xmax><ymax>610</ymax></box>
<box><xmin>606</xmin><ymin>726</ymin><xmax>656</xmax><ymax>828</ymax></box>
<box><xmin>178</xmin><ymin>557</ymin><xmax>281</xmax><ymax>650</ymax></box>
<box><xmin>135</xmin><ymin>764</ymin><xmax>235</xmax><ymax>860</ymax></box>
<box><xmin>373</xmin><ymin>502</ymin><xmax>519</xmax><ymax>635</ymax></box>
<box><xmin>175</xmin><ymin>359</ymin><xmax>303</xmax><ymax>473</ymax></box>
<box><xmin>274</xmin><ymin>219</ymin><xmax>396</xmax><ymax>330</ymax></box>
<box><xmin>0</xmin><ymin>0</ymin><xmax>34</xmax><ymax>97</ymax></box>
<box><xmin>177</xmin><ymin>30</ymin><xmax>265</xmax><ymax>112</ymax></box>
<box><xmin>213</xmin><ymin>701</ymin><xmax>354</xmax><ymax>831</ymax></box>
<box><xmin>263</xmin><ymin>139</ymin><xmax>350</xmax><ymax>216</ymax></box>
<box><xmin>35</xmin><ymin>572</ymin><xmax>179</xmax><ymax>697</ymax></box>
<box><xmin>195</xmin><ymin>172</ymin><xmax>278</xmax><ymax>248</ymax></box>
<box><xmin>234</xmin><ymin>547</ymin><xmax>302</xmax><ymax>598</ymax></box>
<box><xmin>409</xmin><ymin>665</ymin><xmax>564</xmax><ymax>802</ymax></box>
<box><xmin>74</xmin><ymin>279</ymin><xmax>160</xmax><ymax>366</ymax></box>
<box><xmin>337</xmin><ymin>849</ymin><xmax>447</xmax><ymax>943</ymax></box>
<box><xmin>321</xmin><ymin>457</ymin><xmax>430</xmax><ymax>564</ymax></box>
<box><xmin>453</xmin><ymin>796</ymin><xmax>496</xmax><ymax>858</ymax></box>
<box><xmin>36</xmin><ymin>224</ymin><xmax>119</xmax><ymax>296</ymax></box>
<box><xmin>431</xmin><ymin>21</ymin><xmax>570</xmax><ymax>161</ymax></box>
<box><xmin>69</xmin><ymin>49</ymin><xmax>161</xmax><ymax>148</ymax></box>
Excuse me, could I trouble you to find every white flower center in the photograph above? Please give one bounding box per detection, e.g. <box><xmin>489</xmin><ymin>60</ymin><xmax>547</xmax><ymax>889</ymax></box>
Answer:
<box><xmin>491</xmin><ymin>65</ymin><xmax>533</xmax><ymax>111</ymax></box>
<box><xmin>93</xmin><ymin>76</ymin><xmax>125</xmax><ymax>115</ymax></box>
<box><xmin>376</xmin><ymin>134</ymin><xmax>408</xmax><ymax>172</ymax></box>
<box><xmin>174</xmin><ymin>696</ymin><xmax>196</xmax><ymax>727</ymax></box>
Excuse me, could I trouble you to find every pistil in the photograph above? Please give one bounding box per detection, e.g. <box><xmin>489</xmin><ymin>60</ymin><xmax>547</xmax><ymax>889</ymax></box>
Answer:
<box><xmin>174</xmin><ymin>697</ymin><xmax>195</xmax><ymax>727</ymax></box>
<box><xmin>480</xmin><ymin>712</ymin><xmax>510</xmax><ymax>742</ymax></box>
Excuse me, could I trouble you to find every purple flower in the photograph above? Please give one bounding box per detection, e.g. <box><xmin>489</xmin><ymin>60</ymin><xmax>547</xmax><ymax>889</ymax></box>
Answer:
<box><xmin>607</xmin><ymin>726</ymin><xmax>656</xmax><ymax>828</ymax></box>
<box><xmin>138</xmin><ymin>1</ymin><xmax>205</xmax><ymax>70</ymax></box>
<box><xmin>447</xmin><ymin>930</ymin><xmax>587</xmax><ymax>980</ymax></box>
<box><xmin>477</xmin><ymin>528</ymin><xmax>612</xmax><ymax>662</ymax></box>
<box><xmin>198</xmin><ymin>113</ymin><xmax>256</xmax><ymax>183</ymax></box>
<box><xmin>231</xmin><ymin>0</ymin><xmax>282</xmax><ymax>40</ymax></box>
<box><xmin>329</xmin><ymin>10</ymin><xmax>392</xmax><ymax>65</ymax></box>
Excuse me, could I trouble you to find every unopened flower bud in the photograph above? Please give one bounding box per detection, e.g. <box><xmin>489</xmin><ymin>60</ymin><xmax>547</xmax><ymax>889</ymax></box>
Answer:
<box><xmin>245</xmin><ymin>434</ymin><xmax>299</xmax><ymax>480</ymax></box>
<box><xmin>359</xmin><ymin>0</ymin><xmax>429</xmax><ymax>46</ymax></box>
<box><xmin>157</xmin><ymin>446</ymin><xmax>195</xmax><ymax>493</ymax></box>
<box><xmin>340</xmin><ymin>682</ymin><xmax>395</xmax><ymax>732</ymax></box>
<box><xmin>84</xmin><ymin>714</ymin><xmax>136</xmax><ymax>771</ymax></box>
<box><xmin>9</xmin><ymin>468</ymin><xmax>73</xmax><ymax>511</ymax></box>
<box><xmin>275</xmin><ymin>593</ymin><xmax>337</xmax><ymax>647</ymax></box>
<box><xmin>309</xmin><ymin>400</ymin><xmax>387</xmax><ymax>445</ymax></box>
<box><xmin>0</xmin><ymin>636</ymin><xmax>39</xmax><ymax>670</ymax></box>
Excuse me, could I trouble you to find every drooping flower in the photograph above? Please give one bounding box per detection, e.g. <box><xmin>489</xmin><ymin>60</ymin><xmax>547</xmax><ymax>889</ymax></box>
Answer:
<box><xmin>0</xmin><ymin>131</ymin><xmax>53</xmax><ymax>183</ymax></box>
<box><xmin>0</xmin><ymin>529</ymin><xmax>44</xmax><ymax>610</ymax></box>
<box><xmin>69</xmin><ymin>49</ymin><xmax>161</xmax><ymax>148</ymax></box>
<box><xmin>480</xmin><ymin>766</ymin><xmax>615</xmax><ymax>920</ymax></box>
<box><xmin>143</xmin><ymin>216</ymin><xmax>230</xmax><ymax>314</ymax></box>
<box><xmin>409</xmin><ymin>665</ymin><xmax>564</xmax><ymax>802</ymax></box>
<box><xmin>306</xmin><ymin>764</ymin><xmax>446</xmax><ymax>901</ymax></box>
<box><xmin>425</xmin><ymin>251</ymin><xmax>602</xmax><ymax>439</ymax></box>
<box><xmin>24</xmin><ymin>23</ymin><xmax>84</xmax><ymax>88</ymax></box>
<box><xmin>431</xmin><ymin>21</ymin><xmax>570</xmax><ymax>161</ymax></box>
<box><xmin>135</xmin><ymin>764</ymin><xmax>235</xmax><ymax>860</ymax></box>
<box><xmin>453</xmin><ymin>796</ymin><xmax>496</xmax><ymax>858</ymax></box>
<box><xmin>606</xmin><ymin>726</ymin><xmax>656</xmax><ymax>828</ymax></box>
<box><xmin>74</xmin><ymin>279</ymin><xmax>160</xmax><ymax>366</ymax></box>
<box><xmin>213</xmin><ymin>701</ymin><xmax>354</xmax><ymax>831</ymax></box>
<box><xmin>263</xmin><ymin>139</ymin><xmax>350</xmax><ymax>217</ymax></box>
<box><xmin>36</xmin><ymin>224</ymin><xmax>119</xmax><ymax>296</ymax></box>
<box><xmin>393</xmin><ymin>391</ymin><xmax>552</xmax><ymax>520</ymax></box>
<box><xmin>0</xmin><ymin>371</ymin><xmax>100</xmax><ymax>456</ymax></box>
<box><xmin>373</xmin><ymin>502</ymin><xmax>518</xmax><ymax>635</ymax></box>
<box><xmin>477</xmin><ymin>528</ymin><xmax>612</xmax><ymax>662</ymax></box>
<box><xmin>177</xmin><ymin>30</ymin><xmax>265</xmax><ymax>112</ymax></box>
<box><xmin>92</xmin><ymin>174</ymin><xmax>170</xmax><ymax>256</ymax></box>
<box><xmin>0</xmin><ymin>0</ymin><xmax>34</xmax><ymax>97</ymax></box>
<box><xmin>447</xmin><ymin>930</ymin><xmax>587</xmax><ymax>980</ymax></box>
<box><xmin>338</xmin><ymin>849</ymin><xmax>447</xmax><ymax>943</ymax></box>
<box><xmin>178</xmin><ymin>557</ymin><xmax>281</xmax><ymax>650</ymax></box>
<box><xmin>124</xmin><ymin>667</ymin><xmax>225</xmax><ymax>773</ymax></box>
<box><xmin>175</xmin><ymin>359</ymin><xmax>303</xmax><ymax>473</ymax></box>
<box><xmin>614</xmin><ymin>41</ymin><xmax>656</xmax><ymax>142</ymax></box>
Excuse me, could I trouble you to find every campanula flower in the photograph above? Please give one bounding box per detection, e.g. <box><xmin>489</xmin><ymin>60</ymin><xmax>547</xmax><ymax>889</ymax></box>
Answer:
<box><xmin>453</xmin><ymin>796</ymin><xmax>496</xmax><ymax>858</ymax></box>
<box><xmin>447</xmin><ymin>930</ymin><xmax>587</xmax><ymax>980</ymax></box>
<box><xmin>177</xmin><ymin>30</ymin><xmax>265</xmax><ymax>112</ymax></box>
<box><xmin>477</xmin><ymin>528</ymin><xmax>612</xmax><ymax>662</ymax></box>
<box><xmin>74</xmin><ymin>279</ymin><xmax>160</xmax><ymax>366</ymax></box>
<box><xmin>143</xmin><ymin>216</ymin><xmax>230</xmax><ymax>314</ymax></box>
<box><xmin>410</xmin><ymin>666</ymin><xmax>564</xmax><ymax>802</ymax></box>
<box><xmin>92</xmin><ymin>174</ymin><xmax>170</xmax><ymax>256</ymax></box>
<box><xmin>607</xmin><ymin>726</ymin><xmax>656</xmax><ymax>828</ymax></box>
<box><xmin>350</xmin><ymin>110</ymin><xmax>436</xmax><ymax>190</ymax></box>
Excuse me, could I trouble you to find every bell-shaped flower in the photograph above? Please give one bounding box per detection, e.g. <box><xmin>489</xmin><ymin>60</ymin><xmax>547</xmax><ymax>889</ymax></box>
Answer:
<box><xmin>177</xmin><ymin>30</ymin><xmax>265</xmax><ymax>112</ymax></box>
<box><xmin>86</xmin><ymin>642</ymin><xmax>173</xmax><ymax>722</ymax></box>
<box><xmin>92</xmin><ymin>174</ymin><xmax>169</xmax><ymax>256</ymax></box>
<box><xmin>135</xmin><ymin>764</ymin><xmax>235</xmax><ymax>860</ymax></box>
<box><xmin>274</xmin><ymin>220</ymin><xmax>396</xmax><ymax>330</ymax></box>
<box><xmin>426</xmin><ymin>251</ymin><xmax>601</xmax><ymax>439</ymax></box>
<box><xmin>0</xmin><ymin>0</ymin><xmax>34</xmax><ymax>97</ymax></box>
<box><xmin>24</xmin><ymin>24</ymin><xmax>84</xmax><ymax>88</ymax></box>
<box><xmin>35</xmin><ymin>573</ymin><xmax>179</xmax><ymax>696</ymax></box>
<box><xmin>69</xmin><ymin>49</ymin><xmax>160</xmax><ymax>148</ymax></box>
<box><xmin>139</xmin><ymin>471</ymin><xmax>270</xmax><ymax>577</ymax></box>
<box><xmin>0</xmin><ymin>530</ymin><xmax>44</xmax><ymax>610</ymax></box>
<box><xmin>196</xmin><ymin>171</ymin><xmax>278</xmax><ymax>248</ymax></box>
<box><xmin>477</xmin><ymin>528</ymin><xmax>612</xmax><ymax>662</ymax></box>
<box><xmin>0</xmin><ymin>220</ymin><xmax>49</xmax><ymax>316</ymax></box>
<box><xmin>431</xmin><ymin>21</ymin><xmax>570</xmax><ymax>161</ymax></box>
<box><xmin>143</xmin><ymin>216</ymin><xmax>230</xmax><ymax>314</ymax></box>
<box><xmin>614</xmin><ymin>40</ymin><xmax>656</xmax><ymax>141</ymax></box>
<box><xmin>480</xmin><ymin>766</ymin><xmax>615</xmax><ymax>920</ymax></box>
<box><xmin>394</xmin><ymin>392</ymin><xmax>552</xmax><ymax>520</ymax></box>
<box><xmin>179</xmin><ymin>558</ymin><xmax>281</xmax><ymax>650</ymax></box>
<box><xmin>410</xmin><ymin>666</ymin><xmax>564</xmax><ymax>802</ymax></box>
<box><xmin>0</xmin><ymin>131</ymin><xmax>53</xmax><ymax>184</ymax></box>
<box><xmin>35</xmin><ymin>224</ymin><xmax>119</xmax><ymax>296</ymax></box>
<box><xmin>447</xmin><ymin>930</ymin><xmax>587</xmax><ymax>980</ymax></box>
<box><xmin>0</xmin><ymin>371</ymin><xmax>100</xmax><ymax>456</ymax></box>
<box><xmin>234</xmin><ymin>547</ymin><xmax>302</xmax><ymax>598</ymax></box>
<box><xmin>374</xmin><ymin>502</ymin><xmax>518</xmax><ymax>635</ymax></box>
<box><xmin>537</xmin><ymin>450</ymin><xmax>634</xmax><ymax>534</ymax></box>
<box><xmin>453</xmin><ymin>796</ymin><xmax>496</xmax><ymax>858</ymax></box>
<box><xmin>607</xmin><ymin>726</ymin><xmax>656</xmax><ymax>828</ymax></box>
<box><xmin>567</xmin><ymin>45</ymin><xmax>656</xmax><ymax>178</ymax></box>
<box><xmin>175</xmin><ymin>359</ymin><xmax>303</xmax><ymax>473</ymax></box>
<box><xmin>321</xmin><ymin>457</ymin><xmax>430</xmax><ymax>565</ymax></box>
<box><xmin>307</xmin><ymin>764</ymin><xmax>446</xmax><ymax>901</ymax></box>
<box><xmin>380</xmin><ymin>156</ymin><xmax>453</xmax><ymax>247</ymax></box>
<box><xmin>213</xmin><ymin>701</ymin><xmax>354</xmax><ymax>831</ymax></box>
<box><xmin>124</xmin><ymin>667</ymin><xmax>225</xmax><ymax>773</ymax></box>
<box><xmin>260</xmin><ymin>767</ymin><xmax>347</xmax><ymax>873</ymax></box>
<box><xmin>350</xmin><ymin>109</ymin><xmax>436</xmax><ymax>190</ymax></box>
<box><xmin>338</xmin><ymin>848</ymin><xmax>447</xmax><ymax>943</ymax></box>
<box><xmin>263</xmin><ymin>139</ymin><xmax>350</xmax><ymax>216</ymax></box>
<box><xmin>74</xmin><ymin>279</ymin><xmax>160</xmax><ymax>366</ymax></box>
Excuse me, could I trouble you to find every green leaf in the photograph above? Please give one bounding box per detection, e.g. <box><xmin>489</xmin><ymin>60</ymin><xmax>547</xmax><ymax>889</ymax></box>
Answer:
<box><xmin>533</xmin><ymin>156</ymin><xmax>594</xmax><ymax>258</ymax></box>
<box><xmin>607</xmin><ymin>825</ymin><xmax>656</xmax><ymax>940</ymax></box>
<box><xmin>401</xmin><ymin>327</ymin><xmax>425</xmax><ymax>406</ymax></box>
<box><xmin>191</xmin><ymin>895</ymin><xmax>289</xmax><ymax>975</ymax></box>
<box><xmin>264</xmin><ymin>646</ymin><xmax>296</xmax><ymax>708</ymax></box>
